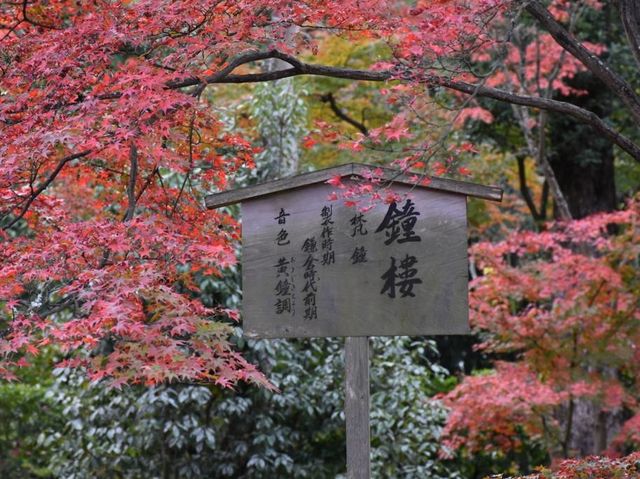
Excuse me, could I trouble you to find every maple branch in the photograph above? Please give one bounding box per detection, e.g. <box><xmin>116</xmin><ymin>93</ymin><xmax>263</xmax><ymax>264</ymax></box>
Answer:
<box><xmin>170</xmin><ymin>117</ymin><xmax>195</xmax><ymax>217</ymax></box>
<box><xmin>0</xmin><ymin>17</ymin><xmax>27</xmax><ymax>42</ymax></box>
<box><xmin>20</xmin><ymin>0</ymin><xmax>57</xmax><ymax>30</ymax></box>
<box><xmin>36</xmin><ymin>296</ymin><xmax>76</xmax><ymax>318</ymax></box>
<box><xmin>100</xmin><ymin>144</ymin><xmax>140</xmax><ymax>266</ymax></box>
<box><xmin>435</xmin><ymin>76</ymin><xmax>640</xmax><ymax>165</ymax></box>
<box><xmin>136</xmin><ymin>164</ymin><xmax>159</xmax><ymax>203</ymax></box>
<box><xmin>320</xmin><ymin>92</ymin><xmax>369</xmax><ymax>135</ymax></box>
<box><xmin>524</xmin><ymin>0</ymin><xmax>640</xmax><ymax>124</ymax></box>
<box><xmin>123</xmin><ymin>143</ymin><xmax>138</xmax><ymax>222</ymax></box>
<box><xmin>86</xmin><ymin>49</ymin><xmax>640</xmax><ymax>167</ymax></box>
<box><xmin>165</xmin><ymin>49</ymin><xmax>389</xmax><ymax>90</ymax></box>
<box><xmin>0</xmin><ymin>1</ymin><xmax>57</xmax><ymax>42</ymax></box>
<box><xmin>1</xmin><ymin>150</ymin><xmax>92</xmax><ymax>230</ymax></box>
<box><xmin>171</xmin><ymin>50</ymin><xmax>640</xmax><ymax>163</ymax></box>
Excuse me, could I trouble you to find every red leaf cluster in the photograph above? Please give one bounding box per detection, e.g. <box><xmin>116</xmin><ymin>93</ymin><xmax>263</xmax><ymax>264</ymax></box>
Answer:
<box><xmin>442</xmin><ymin>199</ymin><xmax>640</xmax><ymax>457</ymax></box>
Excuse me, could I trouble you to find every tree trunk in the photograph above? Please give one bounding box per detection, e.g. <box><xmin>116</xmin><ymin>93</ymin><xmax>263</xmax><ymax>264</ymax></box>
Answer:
<box><xmin>548</xmin><ymin>72</ymin><xmax>617</xmax><ymax>218</ymax></box>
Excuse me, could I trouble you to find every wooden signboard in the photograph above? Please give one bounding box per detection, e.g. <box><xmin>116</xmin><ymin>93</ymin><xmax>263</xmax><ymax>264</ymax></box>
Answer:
<box><xmin>206</xmin><ymin>163</ymin><xmax>502</xmax><ymax>479</ymax></box>
<box><xmin>241</xmin><ymin>181</ymin><xmax>469</xmax><ymax>338</ymax></box>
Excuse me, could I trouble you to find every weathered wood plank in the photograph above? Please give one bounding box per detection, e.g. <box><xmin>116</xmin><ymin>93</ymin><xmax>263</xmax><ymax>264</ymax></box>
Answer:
<box><xmin>204</xmin><ymin>162</ymin><xmax>502</xmax><ymax>209</ymax></box>
<box><xmin>242</xmin><ymin>181</ymin><xmax>470</xmax><ymax>338</ymax></box>
<box><xmin>345</xmin><ymin>336</ymin><xmax>370</xmax><ymax>479</ymax></box>
<box><xmin>205</xmin><ymin>164</ymin><xmax>355</xmax><ymax>208</ymax></box>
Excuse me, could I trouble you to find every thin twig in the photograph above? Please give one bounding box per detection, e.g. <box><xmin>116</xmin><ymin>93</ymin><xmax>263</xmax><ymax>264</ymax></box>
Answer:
<box><xmin>122</xmin><ymin>143</ymin><xmax>138</xmax><ymax>222</ymax></box>
<box><xmin>2</xmin><ymin>150</ymin><xmax>92</xmax><ymax>230</ymax></box>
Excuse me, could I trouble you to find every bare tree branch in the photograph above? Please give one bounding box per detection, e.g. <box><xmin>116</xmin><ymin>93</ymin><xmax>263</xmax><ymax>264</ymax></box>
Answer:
<box><xmin>167</xmin><ymin>49</ymin><xmax>640</xmax><ymax>163</ymax></box>
<box><xmin>540</xmin><ymin>179</ymin><xmax>549</xmax><ymax>221</ymax></box>
<box><xmin>517</xmin><ymin>155</ymin><xmax>541</xmax><ymax>220</ymax></box>
<box><xmin>524</xmin><ymin>0</ymin><xmax>640</xmax><ymax>124</ymax></box>
<box><xmin>163</xmin><ymin>49</ymin><xmax>389</xmax><ymax>91</ymax></box>
<box><xmin>617</xmin><ymin>0</ymin><xmax>640</xmax><ymax>71</ymax></box>
<box><xmin>73</xmin><ymin>46</ymin><xmax>637</xmax><ymax>166</ymax></box>
<box><xmin>320</xmin><ymin>92</ymin><xmax>369</xmax><ymax>135</ymax></box>
<box><xmin>536</xmin><ymin>110</ymin><xmax>572</xmax><ymax>220</ymax></box>
<box><xmin>177</xmin><ymin>53</ymin><xmax>640</xmax><ymax>163</ymax></box>
<box><xmin>436</xmin><ymin>76</ymin><xmax>640</xmax><ymax>165</ymax></box>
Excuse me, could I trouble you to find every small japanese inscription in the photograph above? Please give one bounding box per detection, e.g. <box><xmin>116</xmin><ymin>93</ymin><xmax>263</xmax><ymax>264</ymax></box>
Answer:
<box><xmin>350</xmin><ymin>212</ymin><xmax>368</xmax><ymax>237</ymax></box>
<box><xmin>276</xmin><ymin>229</ymin><xmax>290</xmax><ymax>246</ymax></box>
<box><xmin>274</xmin><ymin>257</ymin><xmax>295</xmax><ymax>314</ymax></box>
<box><xmin>274</xmin><ymin>208</ymin><xmax>290</xmax><ymax>224</ymax></box>
<box><xmin>302</xmin><ymin>237</ymin><xmax>319</xmax><ymax>320</ymax></box>
<box><xmin>275</xmin><ymin>207</ymin><xmax>291</xmax><ymax>245</ymax></box>
<box><xmin>273</xmin><ymin>207</ymin><xmax>295</xmax><ymax>315</ymax></box>
<box><xmin>350</xmin><ymin>211</ymin><xmax>368</xmax><ymax>265</ymax></box>
<box><xmin>351</xmin><ymin>246</ymin><xmax>368</xmax><ymax>264</ymax></box>
<box><xmin>320</xmin><ymin>205</ymin><xmax>335</xmax><ymax>266</ymax></box>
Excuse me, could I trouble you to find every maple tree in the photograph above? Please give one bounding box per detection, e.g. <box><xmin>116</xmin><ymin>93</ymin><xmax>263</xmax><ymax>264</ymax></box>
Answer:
<box><xmin>1</xmin><ymin>0</ymin><xmax>639</xmax><ymax>393</ymax></box>
<box><xmin>440</xmin><ymin>199</ymin><xmax>640</xmax><ymax>471</ymax></box>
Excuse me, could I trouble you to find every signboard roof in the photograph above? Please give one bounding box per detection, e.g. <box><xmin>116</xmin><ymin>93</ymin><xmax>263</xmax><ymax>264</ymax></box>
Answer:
<box><xmin>205</xmin><ymin>162</ymin><xmax>503</xmax><ymax>209</ymax></box>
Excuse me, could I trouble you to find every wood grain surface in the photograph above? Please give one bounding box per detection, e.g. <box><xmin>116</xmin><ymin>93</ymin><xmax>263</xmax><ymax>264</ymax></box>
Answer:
<box><xmin>241</xmin><ymin>180</ymin><xmax>470</xmax><ymax>338</ymax></box>
<box><xmin>345</xmin><ymin>337</ymin><xmax>370</xmax><ymax>479</ymax></box>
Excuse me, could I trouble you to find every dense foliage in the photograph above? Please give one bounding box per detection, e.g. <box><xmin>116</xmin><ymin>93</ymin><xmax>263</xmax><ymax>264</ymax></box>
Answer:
<box><xmin>31</xmin><ymin>337</ymin><xmax>451</xmax><ymax>478</ymax></box>
<box><xmin>442</xmin><ymin>201</ymin><xmax>640</xmax><ymax>475</ymax></box>
<box><xmin>2</xmin><ymin>0</ymin><xmax>640</xmax><ymax>382</ymax></box>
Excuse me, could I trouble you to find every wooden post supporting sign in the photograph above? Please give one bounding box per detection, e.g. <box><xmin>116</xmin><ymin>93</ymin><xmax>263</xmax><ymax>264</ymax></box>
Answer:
<box><xmin>345</xmin><ymin>336</ymin><xmax>370</xmax><ymax>479</ymax></box>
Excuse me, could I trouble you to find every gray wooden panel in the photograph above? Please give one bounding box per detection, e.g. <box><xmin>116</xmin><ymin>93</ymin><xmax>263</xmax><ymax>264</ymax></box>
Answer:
<box><xmin>345</xmin><ymin>337</ymin><xmax>370</xmax><ymax>479</ymax></box>
<box><xmin>205</xmin><ymin>162</ymin><xmax>502</xmax><ymax>208</ymax></box>
<box><xmin>241</xmin><ymin>180</ymin><xmax>469</xmax><ymax>338</ymax></box>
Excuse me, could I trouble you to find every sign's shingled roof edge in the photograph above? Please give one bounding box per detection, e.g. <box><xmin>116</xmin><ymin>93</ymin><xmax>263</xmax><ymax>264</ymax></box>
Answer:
<box><xmin>205</xmin><ymin>162</ymin><xmax>503</xmax><ymax>209</ymax></box>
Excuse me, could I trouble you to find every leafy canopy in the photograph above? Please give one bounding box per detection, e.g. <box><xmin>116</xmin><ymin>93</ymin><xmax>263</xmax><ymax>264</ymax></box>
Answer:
<box><xmin>2</xmin><ymin>0</ymin><xmax>640</xmax><ymax>391</ymax></box>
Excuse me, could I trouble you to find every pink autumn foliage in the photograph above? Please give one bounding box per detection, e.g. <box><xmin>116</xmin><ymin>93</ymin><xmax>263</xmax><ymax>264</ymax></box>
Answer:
<box><xmin>455</xmin><ymin>107</ymin><xmax>494</xmax><ymax>126</ymax></box>
<box><xmin>509</xmin><ymin>453</ymin><xmax>640</xmax><ymax>479</ymax></box>
<box><xmin>440</xmin><ymin>362</ymin><xmax>565</xmax><ymax>456</ymax></box>
<box><xmin>442</xmin><ymin>198</ymin><xmax>640</xmax><ymax>457</ymax></box>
